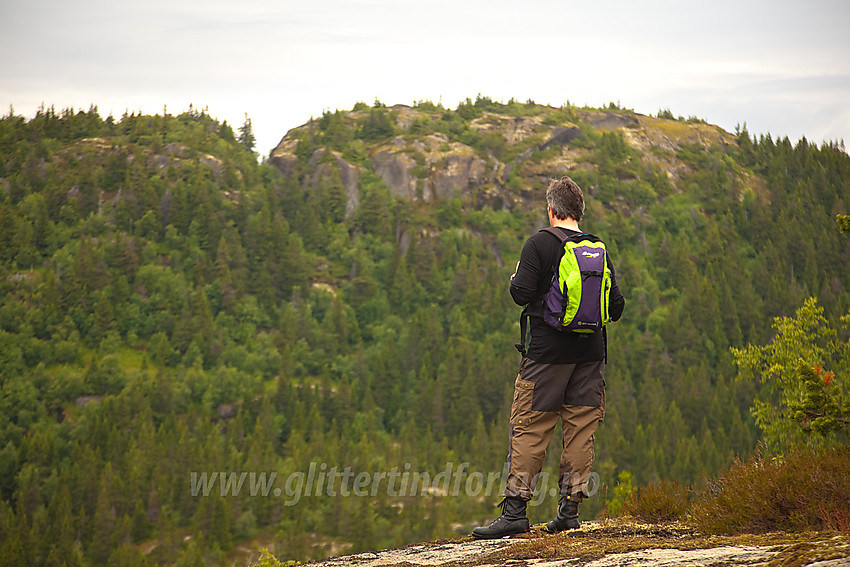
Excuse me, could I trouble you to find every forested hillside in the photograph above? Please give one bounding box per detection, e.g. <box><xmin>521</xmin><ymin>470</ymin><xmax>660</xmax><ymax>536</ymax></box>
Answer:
<box><xmin>0</xmin><ymin>99</ymin><xmax>848</xmax><ymax>566</ymax></box>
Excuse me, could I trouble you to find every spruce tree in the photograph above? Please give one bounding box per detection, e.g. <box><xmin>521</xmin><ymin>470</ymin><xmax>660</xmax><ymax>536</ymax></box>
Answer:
<box><xmin>238</xmin><ymin>113</ymin><xmax>256</xmax><ymax>152</ymax></box>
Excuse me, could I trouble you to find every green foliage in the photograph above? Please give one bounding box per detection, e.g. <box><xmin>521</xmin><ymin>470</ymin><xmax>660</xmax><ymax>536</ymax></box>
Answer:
<box><xmin>412</xmin><ymin>99</ymin><xmax>444</xmax><ymax>113</ymax></box>
<box><xmin>593</xmin><ymin>131</ymin><xmax>640</xmax><ymax>179</ymax></box>
<box><xmin>792</xmin><ymin>363</ymin><xmax>850</xmax><ymax>437</ymax></box>
<box><xmin>239</xmin><ymin>114</ymin><xmax>256</xmax><ymax>152</ymax></box>
<box><xmin>358</xmin><ymin>108</ymin><xmax>395</xmax><ymax>141</ymax></box>
<box><xmin>253</xmin><ymin>548</ymin><xmax>299</xmax><ymax>567</ymax></box>
<box><xmin>455</xmin><ymin>97</ymin><xmax>482</xmax><ymax>120</ymax></box>
<box><xmin>604</xmin><ymin>470</ymin><xmax>635</xmax><ymax>516</ymax></box>
<box><xmin>732</xmin><ymin>297</ymin><xmax>850</xmax><ymax>451</ymax></box>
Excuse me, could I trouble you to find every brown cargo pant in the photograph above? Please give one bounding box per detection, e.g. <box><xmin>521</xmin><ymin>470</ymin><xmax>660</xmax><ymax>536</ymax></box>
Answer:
<box><xmin>504</xmin><ymin>357</ymin><xmax>605</xmax><ymax>501</ymax></box>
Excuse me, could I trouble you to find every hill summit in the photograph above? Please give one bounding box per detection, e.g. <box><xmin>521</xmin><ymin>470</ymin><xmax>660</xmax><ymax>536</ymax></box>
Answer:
<box><xmin>268</xmin><ymin>98</ymin><xmax>741</xmax><ymax>216</ymax></box>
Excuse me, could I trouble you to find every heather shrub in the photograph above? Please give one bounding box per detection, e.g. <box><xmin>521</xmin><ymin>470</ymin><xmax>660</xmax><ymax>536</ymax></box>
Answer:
<box><xmin>691</xmin><ymin>445</ymin><xmax>850</xmax><ymax>535</ymax></box>
<box><xmin>621</xmin><ymin>479</ymin><xmax>691</xmax><ymax>522</ymax></box>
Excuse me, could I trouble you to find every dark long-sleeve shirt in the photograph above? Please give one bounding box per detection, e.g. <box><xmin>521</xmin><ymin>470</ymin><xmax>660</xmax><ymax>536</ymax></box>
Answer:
<box><xmin>510</xmin><ymin>227</ymin><xmax>625</xmax><ymax>364</ymax></box>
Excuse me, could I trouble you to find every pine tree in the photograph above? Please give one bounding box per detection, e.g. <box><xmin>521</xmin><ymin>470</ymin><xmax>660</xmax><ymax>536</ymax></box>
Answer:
<box><xmin>238</xmin><ymin>113</ymin><xmax>256</xmax><ymax>152</ymax></box>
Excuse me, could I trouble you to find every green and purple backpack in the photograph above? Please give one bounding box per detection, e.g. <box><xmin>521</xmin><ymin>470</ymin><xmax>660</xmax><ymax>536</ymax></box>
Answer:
<box><xmin>516</xmin><ymin>228</ymin><xmax>612</xmax><ymax>355</ymax></box>
<box><xmin>541</xmin><ymin>228</ymin><xmax>612</xmax><ymax>333</ymax></box>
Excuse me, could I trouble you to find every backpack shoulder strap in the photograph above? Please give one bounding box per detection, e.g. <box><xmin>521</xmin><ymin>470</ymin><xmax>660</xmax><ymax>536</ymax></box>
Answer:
<box><xmin>515</xmin><ymin>229</ymin><xmax>564</xmax><ymax>358</ymax></box>
<box><xmin>540</xmin><ymin>227</ymin><xmax>600</xmax><ymax>244</ymax></box>
<box><xmin>541</xmin><ymin>226</ymin><xmax>572</xmax><ymax>243</ymax></box>
<box><xmin>539</xmin><ymin>227</ymin><xmax>601</xmax><ymax>274</ymax></box>
<box><xmin>515</xmin><ymin>228</ymin><xmax>573</xmax><ymax>358</ymax></box>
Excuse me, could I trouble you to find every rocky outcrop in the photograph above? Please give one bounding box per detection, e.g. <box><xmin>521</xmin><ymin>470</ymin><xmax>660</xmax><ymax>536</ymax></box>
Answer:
<box><xmin>305</xmin><ymin>542</ymin><xmax>801</xmax><ymax>567</ymax></box>
<box><xmin>303</xmin><ymin>149</ymin><xmax>360</xmax><ymax>218</ymax></box>
<box><xmin>371</xmin><ymin>137</ymin><xmax>419</xmax><ymax>200</ymax></box>
<box><xmin>470</xmin><ymin>114</ymin><xmax>543</xmax><ymax>145</ymax></box>
<box><xmin>371</xmin><ymin>135</ymin><xmax>490</xmax><ymax>203</ymax></box>
<box><xmin>424</xmin><ymin>146</ymin><xmax>487</xmax><ymax>202</ymax></box>
<box><xmin>540</xmin><ymin>126</ymin><xmax>582</xmax><ymax>151</ymax></box>
<box><xmin>268</xmin><ymin>137</ymin><xmax>300</xmax><ymax>180</ymax></box>
<box><xmin>309</xmin><ymin>538</ymin><xmax>513</xmax><ymax>567</ymax></box>
<box><xmin>216</xmin><ymin>402</ymin><xmax>239</xmax><ymax>420</ymax></box>
<box><xmin>300</xmin><ymin>521</ymin><xmax>850</xmax><ymax>567</ymax></box>
<box><xmin>389</xmin><ymin>104</ymin><xmax>422</xmax><ymax>131</ymax></box>
<box><xmin>266</xmin><ymin>104</ymin><xmax>754</xmax><ymax>215</ymax></box>
<box><xmin>198</xmin><ymin>154</ymin><xmax>224</xmax><ymax>182</ymax></box>
<box><xmin>75</xmin><ymin>395</ymin><xmax>103</xmax><ymax>408</ymax></box>
<box><xmin>584</xmin><ymin>111</ymin><xmax>639</xmax><ymax>130</ymax></box>
<box><xmin>619</xmin><ymin>116</ymin><xmax>737</xmax><ymax>188</ymax></box>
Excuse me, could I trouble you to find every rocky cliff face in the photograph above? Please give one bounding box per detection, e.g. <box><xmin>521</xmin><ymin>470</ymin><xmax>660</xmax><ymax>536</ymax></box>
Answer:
<box><xmin>305</xmin><ymin>149</ymin><xmax>361</xmax><ymax>217</ymax></box>
<box><xmin>268</xmin><ymin>102</ymin><xmax>740</xmax><ymax>218</ymax></box>
<box><xmin>371</xmin><ymin>134</ymin><xmax>489</xmax><ymax>202</ymax></box>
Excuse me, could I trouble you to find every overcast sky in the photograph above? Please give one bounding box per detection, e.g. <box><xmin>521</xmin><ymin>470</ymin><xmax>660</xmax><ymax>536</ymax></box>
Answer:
<box><xmin>1</xmin><ymin>0</ymin><xmax>849</xmax><ymax>157</ymax></box>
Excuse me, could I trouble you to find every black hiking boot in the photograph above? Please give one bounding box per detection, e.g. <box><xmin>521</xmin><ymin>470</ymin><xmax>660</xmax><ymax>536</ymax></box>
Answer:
<box><xmin>545</xmin><ymin>495</ymin><xmax>580</xmax><ymax>533</ymax></box>
<box><xmin>472</xmin><ymin>497</ymin><xmax>530</xmax><ymax>539</ymax></box>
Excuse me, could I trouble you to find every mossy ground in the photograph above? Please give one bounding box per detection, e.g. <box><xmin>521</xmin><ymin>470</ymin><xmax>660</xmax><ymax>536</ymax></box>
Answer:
<box><xmin>466</xmin><ymin>518</ymin><xmax>850</xmax><ymax>566</ymax></box>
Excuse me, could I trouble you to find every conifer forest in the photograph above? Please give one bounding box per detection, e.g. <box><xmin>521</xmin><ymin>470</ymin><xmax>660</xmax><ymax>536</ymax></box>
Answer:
<box><xmin>0</xmin><ymin>98</ymin><xmax>848</xmax><ymax>565</ymax></box>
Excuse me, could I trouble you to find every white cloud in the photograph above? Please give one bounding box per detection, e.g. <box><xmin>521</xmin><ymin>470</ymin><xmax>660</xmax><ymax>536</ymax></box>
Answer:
<box><xmin>1</xmin><ymin>0</ymin><xmax>848</xmax><ymax>154</ymax></box>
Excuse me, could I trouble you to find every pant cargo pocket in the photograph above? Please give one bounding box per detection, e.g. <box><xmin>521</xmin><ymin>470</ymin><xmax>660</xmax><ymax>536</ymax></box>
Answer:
<box><xmin>510</xmin><ymin>377</ymin><xmax>535</xmax><ymax>426</ymax></box>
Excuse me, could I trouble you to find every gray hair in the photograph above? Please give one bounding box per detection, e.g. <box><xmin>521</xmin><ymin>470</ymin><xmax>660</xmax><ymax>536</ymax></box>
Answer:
<box><xmin>546</xmin><ymin>176</ymin><xmax>585</xmax><ymax>221</ymax></box>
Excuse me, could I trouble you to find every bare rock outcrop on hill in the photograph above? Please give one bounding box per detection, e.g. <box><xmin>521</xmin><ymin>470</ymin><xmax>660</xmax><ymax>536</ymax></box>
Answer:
<box><xmin>371</xmin><ymin>135</ymin><xmax>489</xmax><ymax>202</ymax></box>
<box><xmin>268</xmin><ymin>104</ymin><xmax>747</xmax><ymax>218</ymax></box>
<box><xmin>303</xmin><ymin>149</ymin><xmax>360</xmax><ymax>218</ymax></box>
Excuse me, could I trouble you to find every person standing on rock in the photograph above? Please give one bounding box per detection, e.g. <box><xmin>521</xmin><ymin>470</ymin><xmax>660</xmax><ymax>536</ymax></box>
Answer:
<box><xmin>473</xmin><ymin>176</ymin><xmax>626</xmax><ymax>539</ymax></box>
